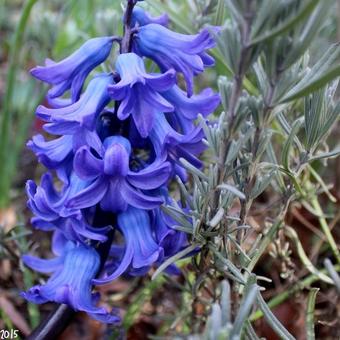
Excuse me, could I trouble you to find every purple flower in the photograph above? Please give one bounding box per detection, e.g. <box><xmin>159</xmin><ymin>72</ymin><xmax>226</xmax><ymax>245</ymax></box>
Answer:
<box><xmin>36</xmin><ymin>73</ymin><xmax>113</xmax><ymax>134</ymax></box>
<box><xmin>149</xmin><ymin>113</ymin><xmax>205</xmax><ymax>179</ymax></box>
<box><xmin>131</xmin><ymin>7</ymin><xmax>169</xmax><ymax>27</ymax></box>
<box><xmin>133</xmin><ymin>24</ymin><xmax>216</xmax><ymax>96</ymax></box>
<box><xmin>26</xmin><ymin>173</ymin><xmax>109</xmax><ymax>242</ymax></box>
<box><xmin>27</xmin><ymin>134</ymin><xmax>73</xmax><ymax>169</ymax></box>
<box><xmin>21</xmin><ymin>243</ymin><xmax>119</xmax><ymax>324</ymax></box>
<box><xmin>27</xmin><ymin>129</ymin><xmax>102</xmax><ymax>184</ymax></box>
<box><xmin>31</xmin><ymin>37</ymin><xmax>114</xmax><ymax>102</ymax></box>
<box><xmin>67</xmin><ymin>136</ymin><xmax>171</xmax><ymax>212</ymax></box>
<box><xmin>93</xmin><ymin>206</ymin><xmax>161</xmax><ymax>284</ymax></box>
<box><xmin>108</xmin><ymin>53</ymin><xmax>176</xmax><ymax>137</ymax></box>
<box><xmin>162</xmin><ymin>85</ymin><xmax>220</xmax><ymax>132</ymax></box>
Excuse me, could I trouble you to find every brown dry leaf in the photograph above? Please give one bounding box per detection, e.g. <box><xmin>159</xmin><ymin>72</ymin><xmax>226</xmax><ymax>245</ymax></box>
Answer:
<box><xmin>58</xmin><ymin>312</ymin><xmax>105</xmax><ymax>340</ymax></box>
<box><xmin>0</xmin><ymin>259</ymin><xmax>12</xmax><ymax>280</ymax></box>
<box><xmin>0</xmin><ymin>295</ymin><xmax>31</xmax><ymax>336</ymax></box>
<box><xmin>0</xmin><ymin>207</ymin><xmax>17</xmax><ymax>232</ymax></box>
<box><xmin>97</xmin><ymin>278</ymin><xmax>131</xmax><ymax>294</ymax></box>
<box><xmin>255</xmin><ymin>300</ymin><xmax>305</xmax><ymax>340</ymax></box>
<box><xmin>127</xmin><ymin>317</ymin><xmax>157</xmax><ymax>340</ymax></box>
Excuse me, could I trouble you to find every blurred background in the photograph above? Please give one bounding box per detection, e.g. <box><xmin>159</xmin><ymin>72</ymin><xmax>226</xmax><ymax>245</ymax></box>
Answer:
<box><xmin>0</xmin><ymin>0</ymin><xmax>339</xmax><ymax>339</ymax></box>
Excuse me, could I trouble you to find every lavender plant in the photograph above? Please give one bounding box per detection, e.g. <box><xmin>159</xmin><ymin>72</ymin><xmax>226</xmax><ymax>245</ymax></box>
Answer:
<box><xmin>21</xmin><ymin>0</ymin><xmax>340</xmax><ymax>339</ymax></box>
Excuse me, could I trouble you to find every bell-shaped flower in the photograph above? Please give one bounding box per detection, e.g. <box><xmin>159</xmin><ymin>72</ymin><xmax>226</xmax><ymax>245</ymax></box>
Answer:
<box><xmin>31</xmin><ymin>37</ymin><xmax>114</xmax><ymax>102</ymax></box>
<box><xmin>27</xmin><ymin>134</ymin><xmax>73</xmax><ymax>170</ymax></box>
<box><xmin>133</xmin><ymin>24</ymin><xmax>216</xmax><ymax>96</ymax></box>
<box><xmin>36</xmin><ymin>73</ymin><xmax>113</xmax><ymax>134</ymax></box>
<box><xmin>93</xmin><ymin>206</ymin><xmax>161</xmax><ymax>285</ymax></box>
<box><xmin>21</xmin><ymin>243</ymin><xmax>119</xmax><ymax>323</ymax></box>
<box><xmin>27</xmin><ymin>172</ymin><xmax>84</xmax><ymax>220</ymax></box>
<box><xmin>131</xmin><ymin>7</ymin><xmax>169</xmax><ymax>27</ymax></box>
<box><xmin>149</xmin><ymin>113</ymin><xmax>205</xmax><ymax>179</ymax></box>
<box><xmin>162</xmin><ymin>85</ymin><xmax>220</xmax><ymax>132</ymax></box>
<box><xmin>27</xmin><ymin>129</ymin><xmax>102</xmax><ymax>172</ymax></box>
<box><xmin>67</xmin><ymin>136</ymin><xmax>171</xmax><ymax>213</ymax></box>
<box><xmin>26</xmin><ymin>173</ymin><xmax>109</xmax><ymax>242</ymax></box>
<box><xmin>108</xmin><ymin>53</ymin><xmax>176</xmax><ymax>137</ymax></box>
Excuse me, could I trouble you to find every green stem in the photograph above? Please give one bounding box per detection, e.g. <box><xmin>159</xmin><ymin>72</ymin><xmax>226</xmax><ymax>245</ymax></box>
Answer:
<box><xmin>0</xmin><ymin>0</ymin><xmax>38</xmax><ymax>208</ymax></box>
<box><xmin>250</xmin><ymin>264</ymin><xmax>340</xmax><ymax>321</ymax></box>
<box><xmin>306</xmin><ymin>288</ymin><xmax>319</xmax><ymax>340</ymax></box>
<box><xmin>310</xmin><ymin>195</ymin><xmax>340</xmax><ymax>264</ymax></box>
<box><xmin>246</xmin><ymin>220</ymin><xmax>283</xmax><ymax>273</ymax></box>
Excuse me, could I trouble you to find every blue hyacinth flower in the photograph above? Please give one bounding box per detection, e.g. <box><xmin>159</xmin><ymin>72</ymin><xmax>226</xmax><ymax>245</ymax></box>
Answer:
<box><xmin>31</xmin><ymin>37</ymin><xmax>114</xmax><ymax>102</ymax></box>
<box><xmin>93</xmin><ymin>206</ymin><xmax>161</xmax><ymax>284</ymax></box>
<box><xmin>108</xmin><ymin>53</ymin><xmax>176</xmax><ymax>137</ymax></box>
<box><xmin>134</xmin><ymin>24</ymin><xmax>217</xmax><ymax>96</ymax></box>
<box><xmin>36</xmin><ymin>73</ymin><xmax>113</xmax><ymax>134</ymax></box>
<box><xmin>26</xmin><ymin>173</ymin><xmax>80</xmax><ymax>221</ymax></box>
<box><xmin>27</xmin><ymin>129</ymin><xmax>102</xmax><ymax>179</ymax></box>
<box><xmin>26</xmin><ymin>173</ymin><xmax>110</xmax><ymax>242</ymax></box>
<box><xmin>131</xmin><ymin>7</ymin><xmax>169</xmax><ymax>27</ymax></box>
<box><xmin>21</xmin><ymin>243</ymin><xmax>119</xmax><ymax>323</ymax></box>
<box><xmin>67</xmin><ymin>136</ymin><xmax>171</xmax><ymax>212</ymax></box>
<box><xmin>162</xmin><ymin>85</ymin><xmax>220</xmax><ymax>132</ymax></box>
<box><xmin>27</xmin><ymin>134</ymin><xmax>73</xmax><ymax>170</ymax></box>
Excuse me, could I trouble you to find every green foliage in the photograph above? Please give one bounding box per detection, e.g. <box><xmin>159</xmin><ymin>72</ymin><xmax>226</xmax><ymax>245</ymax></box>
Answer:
<box><xmin>154</xmin><ymin>0</ymin><xmax>340</xmax><ymax>338</ymax></box>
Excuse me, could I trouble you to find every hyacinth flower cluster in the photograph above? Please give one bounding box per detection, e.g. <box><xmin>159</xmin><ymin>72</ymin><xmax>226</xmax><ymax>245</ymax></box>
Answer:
<box><xmin>22</xmin><ymin>1</ymin><xmax>220</xmax><ymax>324</ymax></box>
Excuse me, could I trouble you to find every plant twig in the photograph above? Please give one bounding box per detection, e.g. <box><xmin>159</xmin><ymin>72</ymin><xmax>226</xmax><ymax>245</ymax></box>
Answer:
<box><xmin>250</xmin><ymin>264</ymin><xmax>340</xmax><ymax>321</ymax></box>
<box><xmin>26</xmin><ymin>305</ymin><xmax>75</xmax><ymax>340</ymax></box>
<box><xmin>310</xmin><ymin>194</ymin><xmax>340</xmax><ymax>264</ymax></box>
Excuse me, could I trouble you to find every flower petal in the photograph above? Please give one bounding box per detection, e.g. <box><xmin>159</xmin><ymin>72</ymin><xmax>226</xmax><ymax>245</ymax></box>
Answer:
<box><xmin>74</xmin><ymin>146</ymin><xmax>103</xmax><ymax>180</ymax></box>
<box><xmin>122</xmin><ymin>182</ymin><xmax>163</xmax><ymax>209</ymax></box>
<box><xmin>67</xmin><ymin>177</ymin><xmax>107</xmax><ymax>210</ymax></box>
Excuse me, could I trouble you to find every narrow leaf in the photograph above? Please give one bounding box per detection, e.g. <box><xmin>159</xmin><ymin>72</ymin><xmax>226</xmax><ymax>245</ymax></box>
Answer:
<box><xmin>281</xmin><ymin>118</ymin><xmax>303</xmax><ymax>170</ymax></box>
<box><xmin>152</xmin><ymin>244</ymin><xmax>198</xmax><ymax>280</ymax></box>
<box><xmin>217</xmin><ymin>183</ymin><xmax>246</xmax><ymax>200</ymax></box>
<box><xmin>281</xmin><ymin>43</ymin><xmax>340</xmax><ymax>102</ymax></box>
<box><xmin>220</xmin><ymin>280</ymin><xmax>231</xmax><ymax>326</ymax></box>
<box><xmin>309</xmin><ymin>145</ymin><xmax>340</xmax><ymax>161</ymax></box>
<box><xmin>257</xmin><ymin>291</ymin><xmax>295</xmax><ymax>340</ymax></box>
<box><xmin>324</xmin><ymin>259</ymin><xmax>340</xmax><ymax>294</ymax></box>
<box><xmin>230</xmin><ymin>285</ymin><xmax>258</xmax><ymax>338</ymax></box>
<box><xmin>306</xmin><ymin>288</ymin><xmax>319</xmax><ymax>340</ymax></box>
<box><xmin>285</xmin><ymin>226</ymin><xmax>333</xmax><ymax>284</ymax></box>
<box><xmin>250</xmin><ymin>0</ymin><xmax>320</xmax><ymax>46</ymax></box>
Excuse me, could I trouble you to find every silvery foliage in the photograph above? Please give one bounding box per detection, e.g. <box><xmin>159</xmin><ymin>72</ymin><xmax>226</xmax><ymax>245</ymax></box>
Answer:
<box><xmin>156</xmin><ymin>0</ymin><xmax>340</xmax><ymax>338</ymax></box>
